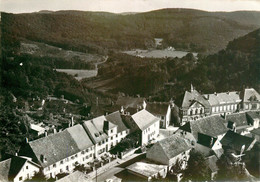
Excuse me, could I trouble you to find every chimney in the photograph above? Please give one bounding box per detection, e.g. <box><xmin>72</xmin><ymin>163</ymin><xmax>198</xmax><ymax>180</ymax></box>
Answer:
<box><xmin>15</xmin><ymin>153</ymin><xmax>18</xmax><ymax>156</ymax></box>
<box><xmin>210</xmin><ymin>137</ymin><xmax>214</xmax><ymax>146</ymax></box>
<box><xmin>227</xmin><ymin>91</ymin><xmax>230</xmax><ymax>95</ymax></box>
<box><xmin>25</xmin><ymin>137</ymin><xmax>29</xmax><ymax>143</ymax></box>
<box><xmin>45</xmin><ymin>131</ymin><xmax>48</xmax><ymax>137</ymax></box>
<box><xmin>53</xmin><ymin>128</ymin><xmax>57</xmax><ymax>134</ymax></box>
<box><xmin>214</xmin><ymin>92</ymin><xmax>217</xmax><ymax>95</ymax></box>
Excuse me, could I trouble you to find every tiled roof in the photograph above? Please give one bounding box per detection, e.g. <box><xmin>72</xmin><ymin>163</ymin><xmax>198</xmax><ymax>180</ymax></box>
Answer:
<box><xmin>204</xmin><ymin>91</ymin><xmax>241</xmax><ymax>106</ymax></box>
<box><xmin>181</xmin><ymin>115</ymin><xmax>228</xmax><ymax>139</ymax></box>
<box><xmin>225</xmin><ymin>113</ymin><xmax>248</xmax><ymax>127</ymax></box>
<box><xmin>83</xmin><ymin>115</ymin><xmax>116</xmax><ymax>144</ymax></box>
<box><xmin>243</xmin><ymin>88</ymin><xmax>260</xmax><ymax>102</ymax></box>
<box><xmin>105</xmin><ymin>111</ymin><xmax>128</xmax><ymax>133</ymax></box>
<box><xmin>207</xmin><ymin>155</ymin><xmax>219</xmax><ymax>173</ymax></box>
<box><xmin>0</xmin><ymin>158</ymin><xmax>11</xmax><ymax>182</ymax></box>
<box><xmin>146</xmin><ymin>102</ymin><xmax>169</xmax><ymax>116</ymax></box>
<box><xmin>156</xmin><ymin>135</ymin><xmax>192</xmax><ymax>160</ymax></box>
<box><xmin>131</xmin><ymin>109</ymin><xmax>159</xmax><ymax>131</ymax></box>
<box><xmin>182</xmin><ymin>90</ymin><xmax>210</xmax><ymax>108</ymax></box>
<box><xmin>116</xmin><ymin>96</ymin><xmax>145</xmax><ymax>108</ymax></box>
<box><xmin>250</xmin><ymin>128</ymin><xmax>260</xmax><ymax>136</ymax></box>
<box><xmin>246</xmin><ymin>111</ymin><xmax>260</xmax><ymax>119</ymax></box>
<box><xmin>26</xmin><ymin>124</ymin><xmax>93</xmax><ymax>168</ymax></box>
<box><xmin>126</xmin><ymin>162</ymin><xmax>167</xmax><ymax>178</ymax></box>
<box><xmin>221</xmin><ymin>130</ymin><xmax>256</xmax><ymax>152</ymax></box>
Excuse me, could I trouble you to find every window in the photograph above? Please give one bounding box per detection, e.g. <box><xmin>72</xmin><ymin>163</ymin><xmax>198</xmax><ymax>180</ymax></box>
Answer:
<box><xmin>111</xmin><ymin>136</ymin><xmax>113</xmax><ymax>140</ymax></box>
<box><xmin>19</xmin><ymin>177</ymin><xmax>23</xmax><ymax>181</ymax></box>
<box><xmin>110</xmin><ymin>129</ymin><xmax>113</xmax><ymax>133</ymax></box>
<box><xmin>26</xmin><ymin>166</ymin><xmax>28</xmax><ymax>169</ymax></box>
<box><xmin>81</xmin><ymin>151</ymin><xmax>85</xmax><ymax>154</ymax></box>
<box><xmin>86</xmin><ymin>148</ymin><xmax>89</xmax><ymax>152</ymax></box>
<box><xmin>53</xmin><ymin>164</ymin><xmax>56</xmax><ymax>168</ymax></box>
<box><xmin>66</xmin><ymin>166</ymin><xmax>69</xmax><ymax>171</ymax></box>
<box><xmin>60</xmin><ymin>160</ymin><xmax>64</xmax><ymax>164</ymax></box>
<box><xmin>86</xmin><ymin>155</ymin><xmax>89</xmax><ymax>159</ymax></box>
<box><xmin>75</xmin><ymin>154</ymin><xmax>78</xmax><ymax>158</ymax></box>
<box><xmin>60</xmin><ymin>169</ymin><xmax>63</xmax><ymax>173</ymax></box>
<box><xmin>71</xmin><ymin>156</ymin><xmax>74</xmax><ymax>160</ymax></box>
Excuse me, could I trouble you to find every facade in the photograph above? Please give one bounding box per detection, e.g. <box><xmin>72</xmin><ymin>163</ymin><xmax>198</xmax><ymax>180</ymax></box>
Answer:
<box><xmin>146</xmin><ymin>102</ymin><xmax>172</xmax><ymax>129</ymax></box>
<box><xmin>83</xmin><ymin>112</ymin><xmax>129</xmax><ymax>158</ymax></box>
<box><xmin>0</xmin><ymin>156</ymin><xmax>40</xmax><ymax>182</ymax></box>
<box><xmin>180</xmin><ymin>85</ymin><xmax>211</xmax><ymax>124</ymax></box>
<box><xmin>19</xmin><ymin>124</ymin><xmax>95</xmax><ymax>179</ymax></box>
<box><xmin>128</xmin><ymin>109</ymin><xmax>160</xmax><ymax>145</ymax></box>
<box><xmin>180</xmin><ymin>86</ymin><xmax>260</xmax><ymax>124</ymax></box>
<box><xmin>147</xmin><ymin>135</ymin><xmax>192</xmax><ymax>169</ymax></box>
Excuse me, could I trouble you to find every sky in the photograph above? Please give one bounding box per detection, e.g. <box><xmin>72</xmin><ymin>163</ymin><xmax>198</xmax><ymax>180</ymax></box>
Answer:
<box><xmin>0</xmin><ymin>0</ymin><xmax>260</xmax><ymax>14</ymax></box>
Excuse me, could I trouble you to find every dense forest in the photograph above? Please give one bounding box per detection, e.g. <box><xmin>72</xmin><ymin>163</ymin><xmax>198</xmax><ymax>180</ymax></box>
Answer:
<box><xmin>1</xmin><ymin>9</ymin><xmax>260</xmax><ymax>55</ymax></box>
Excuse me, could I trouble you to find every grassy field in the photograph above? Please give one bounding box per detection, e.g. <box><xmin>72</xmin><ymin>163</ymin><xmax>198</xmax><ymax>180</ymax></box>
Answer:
<box><xmin>123</xmin><ymin>49</ymin><xmax>198</xmax><ymax>59</ymax></box>
<box><xmin>55</xmin><ymin>69</ymin><xmax>98</xmax><ymax>80</ymax></box>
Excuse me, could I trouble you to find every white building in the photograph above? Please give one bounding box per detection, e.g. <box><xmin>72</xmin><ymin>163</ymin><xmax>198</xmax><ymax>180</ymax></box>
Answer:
<box><xmin>83</xmin><ymin>112</ymin><xmax>129</xmax><ymax>158</ymax></box>
<box><xmin>0</xmin><ymin>156</ymin><xmax>40</xmax><ymax>182</ymax></box>
<box><xmin>19</xmin><ymin>124</ymin><xmax>95</xmax><ymax>179</ymax></box>
<box><xmin>127</xmin><ymin>109</ymin><xmax>160</xmax><ymax>145</ymax></box>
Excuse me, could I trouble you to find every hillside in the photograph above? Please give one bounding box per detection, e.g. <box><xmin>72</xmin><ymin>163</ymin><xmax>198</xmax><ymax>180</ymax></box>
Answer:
<box><xmin>1</xmin><ymin>9</ymin><xmax>260</xmax><ymax>55</ymax></box>
<box><xmin>227</xmin><ymin>28</ymin><xmax>260</xmax><ymax>55</ymax></box>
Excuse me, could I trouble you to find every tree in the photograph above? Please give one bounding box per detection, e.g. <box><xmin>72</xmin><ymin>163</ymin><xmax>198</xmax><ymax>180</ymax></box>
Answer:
<box><xmin>216</xmin><ymin>154</ymin><xmax>247</xmax><ymax>181</ymax></box>
<box><xmin>25</xmin><ymin>169</ymin><xmax>46</xmax><ymax>182</ymax></box>
<box><xmin>183</xmin><ymin>149</ymin><xmax>210</xmax><ymax>181</ymax></box>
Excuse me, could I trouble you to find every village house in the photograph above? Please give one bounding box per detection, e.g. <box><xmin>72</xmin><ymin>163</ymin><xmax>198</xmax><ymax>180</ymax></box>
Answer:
<box><xmin>124</xmin><ymin>109</ymin><xmax>160</xmax><ymax>145</ymax></box>
<box><xmin>146</xmin><ymin>102</ymin><xmax>172</xmax><ymax>129</ymax></box>
<box><xmin>30</xmin><ymin>123</ymin><xmax>45</xmax><ymax>136</ymax></box>
<box><xmin>83</xmin><ymin>113</ymin><xmax>129</xmax><ymax>158</ymax></box>
<box><xmin>225</xmin><ymin>111</ymin><xmax>259</xmax><ymax>135</ymax></box>
<box><xmin>180</xmin><ymin>85</ymin><xmax>211</xmax><ymax>124</ymax></box>
<box><xmin>116</xmin><ymin>96</ymin><xmax>147</xmax><ymax>115</ymax></box>
<box><xmin>179</xmin><ymin>86</ymin><xmax>260</xmax><ymax>124</ymax></box>
<box><xmin>126</xmin><ymin>162</ymin><xmax>168</xmax><ymax>181</ymax></box>
<box><xmin>0</xmin><ymin>155</ymin><xmax>40</xmax><ymax>182</ymax></box>
<box><xmin>220</xmin><ymin>130</ymin><xmax>257</xmax><ymax>153</ymax></box>
<box><xmin>241</xmin><ymin>88</ymin><xmax>260</xmax><ymax>111</ymax></box>
<box><xmin>18</xmin><ymin>124</ymin><xmax>95</xmax><ymax>179</ymax></box>
<box><xmin>146</xmin><ymin>135</ymin><xmax>192</xmax><ymax>169</ymax></box>
<box><xmin>203</xmin><ymin>91</ymin><xmax>241</xmax><ymax>115</ymax></box>
<box><xmin>178</xmin><ymin>115</ymin><xmax>229</xmax><ymax>141</ymax></box>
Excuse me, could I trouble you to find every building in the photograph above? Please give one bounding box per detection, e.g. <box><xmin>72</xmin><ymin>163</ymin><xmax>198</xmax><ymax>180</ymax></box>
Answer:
<box><xmin>116</xmin><ymin>96</ymin><xmax>146</xmax><ymax>115</ymax></box>
<box><xmin>19</xmin><ymin>124</ymin><xmax>94</xmax><ymax>178</ymax></box>
<box><xmin>179</xmin><ymin>86</ymin><xmax>260</xmax><ymax>124</ymax></box>
<box><xmin>126</xmin><ymin>162</ymin><xmax>167</xmax><ymax>181</ymax></box>
<box><xmin>146</xmin><ymin>102</ymin><xmax>172</xmax><ymax>129</ymax></box>
<box><xmin>83</xmin><ymin>113</ymin><xmax>129</xmax><ymax>158</ymax></box>
<box><xmin>0</xmin><ymin>156</ymin><xmax>40</xmax><ymax>182</ymax></box>
<box><xmin>225</xmin><ymin>111</ymin><xmax>259</xmax><ymax>135</ymax></box>
<box><xmin>195</xmin><ymin>133</ymin><xmax>223</xmax><ymax>158</ymax></box>
<box><xmin>147</xmin><ymin>135</ymin><xmax>192</xmax><ymax>169</ymax></box>
<box><xmin>178</xmin><ymin>115</ymin><xmax>228</xmax><ymax>141</ymax></box>
<box><xmin>30</xmin><ymin>123</ymin><xmax>45</xmax><ymax>136</ymax></box>
<box><xmin>204</xmin><ymin>91</ymin><xmax>241</xmax><ymax>115</ymax></box>
<box><xmin>220</xmin><ymin>130</ymin><xmax>257</xmax><ymax>153</ymax></box>
<box><xmin>125</xmin><ymin>109</ymin><xmax>160</xmax><ymax>145</ymax></box>
<box><xmin>180</xmin><ymin>85</ymin><xmax>211</xmax><ymax>124</ymax></box>
<box><xmin>241</xmin><ymin>88</ymin><xmax>260</xmax><ymax>110</ymax></box>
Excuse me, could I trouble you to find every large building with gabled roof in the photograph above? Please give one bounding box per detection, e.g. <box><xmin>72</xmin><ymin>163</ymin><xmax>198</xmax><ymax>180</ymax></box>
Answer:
<box><xmin>19</xmin><ymin>124</ymin><xmax>95</xmax><ymax>178</ymax></box>
<box><xmin>147</xmin><ymin>134</ymin><xmax>192</xmax><ymax>169</ymax></box>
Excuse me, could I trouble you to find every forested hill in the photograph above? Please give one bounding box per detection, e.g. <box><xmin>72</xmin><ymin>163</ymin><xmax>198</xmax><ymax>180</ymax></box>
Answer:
<box><xmin>1</xmin><ymin>9</ymin><xmax>260</xmax><ymax>55</ymax></box>
<box><xmin>227</xmin><ymin>28</ymin><xmax>260</xmax><ymax>55</ymax></box>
